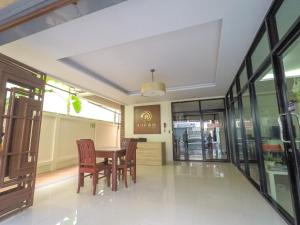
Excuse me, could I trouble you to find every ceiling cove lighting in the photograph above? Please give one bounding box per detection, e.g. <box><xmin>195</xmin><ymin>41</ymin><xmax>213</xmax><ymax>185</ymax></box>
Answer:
<box><xmin>141</xmin><ymin>69</ymin><xmax>166</xmax><ymax>97</ymax></box>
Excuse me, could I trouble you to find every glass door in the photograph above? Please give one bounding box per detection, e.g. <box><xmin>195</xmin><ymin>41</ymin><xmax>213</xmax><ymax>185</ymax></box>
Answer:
<box><xmin>172</xmin><ymin>99</ymin><xmax>228</xmax><ymax>162</ymax></box>
<box><xmin>202</xmin><ymin>112</ymin><xmax>227</xmax><ymax>160</ymax></box>
<box><xmin>280</xmin><ymin>35</ymin><xmax>300</xmax><ymax>218</ymax></box>
<box><xmin>255</xmin><ymin>66</ymin><xmax>295</xmax><ymax>218</ymax></box>
<box><xmin>173</xmin><ymin>114</ymin><xmax>202</xmax><ymax>161</ymax></box>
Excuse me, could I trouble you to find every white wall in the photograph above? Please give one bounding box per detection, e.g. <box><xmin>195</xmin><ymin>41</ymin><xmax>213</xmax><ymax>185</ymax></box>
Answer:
<box><xmin>37</xmin><ymin>112</ymin><xmax>120</xmax><ymax>174</ymax></box>
<box><xmin>125</xmin><ymin>101</ymin><xmax>173</xmax><ymax>162</ymax></box>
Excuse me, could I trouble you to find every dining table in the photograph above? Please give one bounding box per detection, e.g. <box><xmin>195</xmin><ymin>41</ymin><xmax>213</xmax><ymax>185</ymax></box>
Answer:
<box><xmin>95</xmin><ymin>147</ymin><xmax>126</xmax><ymax>192</ymax></box>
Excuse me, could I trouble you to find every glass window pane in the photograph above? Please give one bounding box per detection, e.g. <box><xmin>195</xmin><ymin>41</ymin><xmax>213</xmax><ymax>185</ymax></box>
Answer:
<box><xmin>276</xmin><ymin>0</ymin><xmax>300</xmax><ymax>40</ymax></box>
<box><xmin>201</xmin><ymin>99</ymin><xmax>224</xmax><ymax>110</ymax></box>
<box><xmin>242</xmin><ymin>89</ymin><xmax>260</xmax><ymax>185</ymax></box>
<box><xmin>203</xmin><ymin>112</ymin><xmax>227</xmax><ymax>160</ymax></box>
<box><xmin>255</xmin><ymin>66</ymin><xmax>294</xmax><ymax>217</ymax></box>
<box><xmin>69</xmin><ymin>99</ymin><xmax>115</xmax><ymax>122</ymax></box>
<box><xmin>251</xmin><ymin>32</ymin><xmax>270</xmax><ymax>73</ymax></box>
<box><xmin>239</xmin><ymin>67</ymin><xmax>248</xmax><ymax>90</ymax></box>
<box><xmin>234</xmin><ymin>100</ymin><xmax>245</xmax><ymax>171</ymax></box>
<box><xmin>232</xmin><ymin>83</ymin><xmax>237</xmax><ymax>98</ymax></box>
<box><xmin>43</xmin><ymin>85</ymin><xmax>68</xmax><ymax>114</ymax></box>
<box><xmin>230</xmin><ymin>103</ymin><xmax>237</xmax><ymax>164</ymax></box>
<box><xmin>172</xmin><ymin>101</ymin><xmax>199</xmax><ymax>112</ymax></box>
<box><xmin>173</xmin><ymin>115</ymin><xmax>202</xmax><ymax>161</ymax></box>
<box><xmin>282</xmin><ymin>36</ymin><xmax>300</xmax><ymax>217</ymax></box>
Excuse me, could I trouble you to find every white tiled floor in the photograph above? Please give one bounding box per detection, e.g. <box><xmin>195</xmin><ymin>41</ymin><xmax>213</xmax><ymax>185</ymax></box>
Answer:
<box><xmin>1</xmin><ymin>163</ymin><xmax>288</xmax><ymax>225</ymax></box>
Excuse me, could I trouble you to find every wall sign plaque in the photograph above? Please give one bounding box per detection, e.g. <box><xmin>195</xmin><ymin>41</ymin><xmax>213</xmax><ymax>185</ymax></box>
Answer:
<box><xmin>134</xmin><ymin>105</ymin><xmax>161</xmax><ymax>134</ymax></box>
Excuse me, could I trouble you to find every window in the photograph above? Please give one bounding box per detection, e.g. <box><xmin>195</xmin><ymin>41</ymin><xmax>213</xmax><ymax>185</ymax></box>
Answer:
<box><xmin>43</xmin><ymin>78</ymin><xmax>119</xmax><ymax>123</ymax></box>
<box><xmin>172</xmin><ymin>101</ymin><xmax>200</xmax><ymax>112</ymax></box>
<box><xmin>275</xmin><ymin>0</ymin><xmax>300</xmax><ymax>40</ymax></box>
<box><xmin>232</xmin><ymin>83</ymin><xmax>237</xmax><ymax>98</ymax></box>
<box><xmin>43</xmin><ymin>84</ymin><xmax>69</xmax><ymax>115</ymax></box>
<box><xmin>241</xmin><ymin>89</ymin><xmax>260</xmax><ymax>185</ymax></box>
<box><xmin>69</xmin><ymin>99</ymin><xmax>116</xmax><ymax>122</ymax></box>
<box><xmin>234</xmin><ymin>100</ymin><xmax>245</xmax><ymax>170</ymax></box>
<box><xmin>201</xmin><ymin>99</ymin><xmax>224</xmax><ymax>110</ymax></box>
<box><xmin>251</xmin><ymin>32</ymin><xmax>270</xmax><ymax>73</ymax></box>
<box><xmin>239</xmin><ymin>67</ymin><xmax>248</xmax><ymax>90</ymax></box>
<box><xmin>255</xmin><ymin>66</ymin><xmax>294</xmax><ymax>217</ymax></box>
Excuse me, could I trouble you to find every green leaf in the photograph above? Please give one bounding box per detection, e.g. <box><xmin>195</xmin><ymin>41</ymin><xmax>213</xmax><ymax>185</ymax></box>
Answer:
<box><xmin>71</xmin><ymin>95</ymin><xmax>82</xmax><ymax>113</ymax></box>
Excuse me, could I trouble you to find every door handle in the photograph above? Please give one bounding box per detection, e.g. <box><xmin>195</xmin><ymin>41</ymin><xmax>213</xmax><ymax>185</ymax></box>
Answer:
<box><xmin>277</xmin><ymin>113</ymin><xmax>300</xmax><ymax>143</ymax></box>
<box><xmin>290</xmin><ymin>113</ymin><xmax>300</xmax><ymax>143</ymax></box>
<box><xmin>277</xmin><ymin>113</ymin><xmax>290</xmax><ymax>143</ymax></box>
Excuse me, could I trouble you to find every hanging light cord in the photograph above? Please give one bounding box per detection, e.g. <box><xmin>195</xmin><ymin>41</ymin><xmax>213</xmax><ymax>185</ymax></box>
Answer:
<box><xmin>151</xmin><ymin>69</ymin><xmax>155</xmax><ymax>82</ymax></box>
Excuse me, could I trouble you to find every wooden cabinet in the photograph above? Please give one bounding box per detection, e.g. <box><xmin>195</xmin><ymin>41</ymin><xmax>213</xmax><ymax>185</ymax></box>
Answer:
<box><xmin>136</xmin><ymin>142</ymin><xmax>166</xmax><ymax>166</ymax></box>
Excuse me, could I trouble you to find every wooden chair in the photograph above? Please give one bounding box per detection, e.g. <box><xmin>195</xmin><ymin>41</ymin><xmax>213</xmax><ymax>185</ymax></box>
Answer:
<box><xmin>76</xmin><ymin>139</ymin><xmax>110</xmax><ymax>195</ymax></box>
<box><xmin>117</xmin><ymin>141</ymin><xmax>137</xmax><ymax>188</ymax></box>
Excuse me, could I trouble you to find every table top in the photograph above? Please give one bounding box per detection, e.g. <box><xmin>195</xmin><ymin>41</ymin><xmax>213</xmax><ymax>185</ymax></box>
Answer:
<box><xmin>96</xmin><ymin>147</ymin><xmax>125</xmax><ymax>152</ymax></box>
<box><xmin>95</xmin><ymin>147</ymin><xmax>126</xmax><ymax>158</ymax></box>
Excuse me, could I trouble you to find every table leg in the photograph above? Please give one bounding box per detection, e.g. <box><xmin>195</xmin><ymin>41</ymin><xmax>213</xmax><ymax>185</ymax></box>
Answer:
<box><xmin>112</xmin><ymin>153</ymin><xmax>118</xmax><ymax>191</ymax></box>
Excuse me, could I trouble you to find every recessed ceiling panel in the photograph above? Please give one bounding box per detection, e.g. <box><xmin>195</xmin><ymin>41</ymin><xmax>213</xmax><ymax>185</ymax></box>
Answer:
<box><xmin>60</xmin><ymin>19</ymin><xmax>222</xmax><ymax>93</ymax></box>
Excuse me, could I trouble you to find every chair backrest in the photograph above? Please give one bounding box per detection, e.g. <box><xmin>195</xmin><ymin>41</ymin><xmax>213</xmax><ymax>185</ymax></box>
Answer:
<box><xmin>125</xmin><ymin>141</ymin><xmax>137</xmax><ymax>162</ymax></box>
<box><xmin>76</xmin><ymin>139</ymin><xmax>96</xmax><ymax>167</ymax></box>
<box><xmin>121</xmin><ymin>138</ymin><xmax>131</xmax><ymax>149</ymax></box>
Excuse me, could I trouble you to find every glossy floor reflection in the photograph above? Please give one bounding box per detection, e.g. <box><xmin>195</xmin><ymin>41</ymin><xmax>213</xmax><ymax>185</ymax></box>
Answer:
<box><xmin>1</xmin><ymin>163</ymin><xmax>287</xmax><ymax>225</ymax></box>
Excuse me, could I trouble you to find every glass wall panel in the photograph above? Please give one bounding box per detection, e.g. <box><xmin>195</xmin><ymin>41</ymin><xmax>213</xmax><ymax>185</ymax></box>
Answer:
<box><xmin>242</xmin><ymin>89</ymin><xmax>260</xmax><ymax>185</ymax></box>
<box><xmin>239</xmin><ymin>67</ymin><xmax>248</xmax><ymax>90</ymax></box>
<box><xmin>172</xmin><ymin>99</ymin><xmax>227</xmax><ymax>161</ymax></box>
<box><xmin>201</xmin><ymin>99</ymin><xmax>224</xmax><ymax>110</ymax></box>
<box><xmin>282</xmin><ymin>36</ymin><xmax>300</xmax><ymax>217</ymax></box>
<box><xmin>173</xmin><ymin>101</ymin><xmax>199</xmax><ymax>113</ymax></box>
<box><xmin>229</xmin><ymin>103</ymin><xmax>237</xmax><ymax>164</ymax></box>
<box><xmin>234</xmin><ymin>100</ymin><xmax>245</xmax><ymax>170</ymax></box>
<box><xmin>275</xmin><ymin>0</ymin><xmax>300</xmax><ymax>40</ymax></box>
<box><xmin>232</xmin><ymin>83</ymin><xmax>237</xmax><ymax>98</ymax></box>
<box><xmin>251</xmin><ymin>32</ymin><xmax>270</xmax><ymax>73</ymax></box>
<box><xmin>173</xmin><ymin>114</ymin><xmax>202</xmax><ymax>161</ymax></box>
<box><xmin>255</xmin><ymin>67</ymin><xmax>294</xmax><ymax>217</ymax></box>
<box><xmin>203</xmin><ymin>112</ymin><xmax>227</xmax><ymax>160</ymax></box>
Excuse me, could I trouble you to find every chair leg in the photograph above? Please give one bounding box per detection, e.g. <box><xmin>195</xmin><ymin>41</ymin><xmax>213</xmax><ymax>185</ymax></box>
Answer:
<box><xmin>124</xmin><ymin>168</ymin><xmax>128</xmax><ymax>188</ymax></box>
<box><xmin>122</xmin><ymin>169</ymin><xmax>125</xmax><ymax>181</ymax></box>
<box><xmin>133</xmin><ymin>166</ymin><xmax>136</xmax><ymax>183</ymax></box>
<box><xmin>77</xmin><ymin>172</ymin><xmax>82</xmax><ymax>193</ymax></box>
<box><xmin>80</xmin><ymin>173</ymin><xmax>85</xmax><ymax>187</ymax></box>
<box><xmin>105</xmin><ymin>168</ymin><xmax>111</xmax><ymax>187</ymax></box>
<box><xmin>118</xmin><ymin>169</ymin><xmax>121</xmax><ymax>181</ymax></box>
<box><xmin>93</xmin><ymin>173</ymin><xmax>97</xmax><ymax>195</ymax></box>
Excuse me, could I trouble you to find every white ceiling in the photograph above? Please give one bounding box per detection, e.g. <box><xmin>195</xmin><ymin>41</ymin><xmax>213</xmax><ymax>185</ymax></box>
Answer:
<box><xmin>60</xmin><ymin>20</ymin><xmax>221</xmax><ymax>94</ymax></box>
<box><xmin>0</xmin><ymin>0</ymin><xmax>273</xmax><ymax>104</ymax></box>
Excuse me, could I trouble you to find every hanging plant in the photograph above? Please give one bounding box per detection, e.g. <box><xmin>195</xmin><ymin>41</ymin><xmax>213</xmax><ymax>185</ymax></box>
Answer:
<box><xmin>71</xmin><ymin>95</ymin><xmax>82</xmax><ymax>113</ymax></box>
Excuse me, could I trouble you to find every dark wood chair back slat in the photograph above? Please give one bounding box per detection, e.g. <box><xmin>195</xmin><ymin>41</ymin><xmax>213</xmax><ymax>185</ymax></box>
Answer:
<box><xmin>125</xmin><ymin>141</ymin><xmax>137</xmax><ymax>162</ymax></box>
<box><xmin>76</xmin><ymin>139</ymin><xmax>96</xmax><ymax>167</ymax></box>
<box><xmin>121</xmin><ymin>139</ymin><xmax>131</xmax><ymax>149</ymax></box>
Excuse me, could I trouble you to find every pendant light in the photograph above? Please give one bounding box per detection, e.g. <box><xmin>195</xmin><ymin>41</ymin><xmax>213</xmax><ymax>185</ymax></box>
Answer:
<box><xmin>141</xmin><ymin>69</ymin><xmax>166</xmax><ymax>97</ymax></box>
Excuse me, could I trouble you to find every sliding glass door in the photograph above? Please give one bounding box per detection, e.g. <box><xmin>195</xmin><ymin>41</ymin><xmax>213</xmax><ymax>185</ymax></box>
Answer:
<box><xmin>173</xmin><ymin>114</ymin><xmax>202</xmax><ymax>161</ymax></box>
<box><xmin>202</xmin><ymin>112</ymin><xmax>227</xmax><ymax>160</ymax></box>
<box><xmin>172</xmin><ymin>99</ymin><xmax>228</xmax><ymax>161</ymax></box>
<box><xmin>254</xmin><ymin>66</ymin><xmax>295</xmax><ymax>217</ymax></box>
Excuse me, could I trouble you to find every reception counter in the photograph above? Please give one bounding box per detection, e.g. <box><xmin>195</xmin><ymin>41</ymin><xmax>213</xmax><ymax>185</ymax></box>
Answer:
<box><xmin>136</xmin><ymin>142</ymin><xmax>166</xmax><ymax>166</ymax></box>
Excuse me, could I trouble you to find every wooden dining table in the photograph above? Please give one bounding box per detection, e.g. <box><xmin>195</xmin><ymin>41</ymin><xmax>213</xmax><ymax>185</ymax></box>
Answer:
<box><xmin>95</xmin><ymin>147</ymin><xmax>126</xmax><ymax>192</ymax></box>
